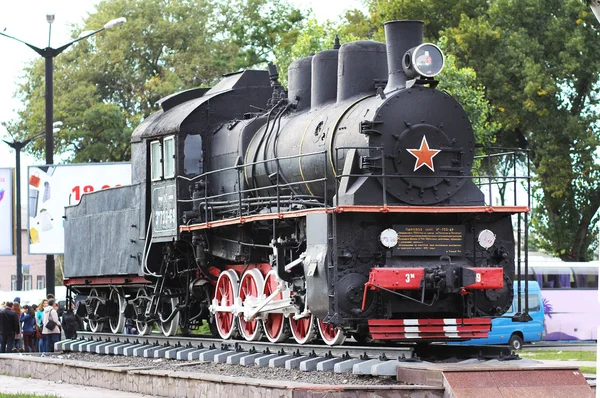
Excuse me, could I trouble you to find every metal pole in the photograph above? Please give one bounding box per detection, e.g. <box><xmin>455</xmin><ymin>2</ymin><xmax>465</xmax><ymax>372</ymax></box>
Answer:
<box><xmin>45</xmin><ymin>54</ymin><xmax>55</xmax><ymax>297</ymax></box>
<box><xmin>15</xmin><ymin>143</ymin><xmax>23</xmax><ymax>291</ymax></box>
<box><xmin>45</xmin><ymin>55</ymin><xmax>53</xmax><ymax>166</ymax></box>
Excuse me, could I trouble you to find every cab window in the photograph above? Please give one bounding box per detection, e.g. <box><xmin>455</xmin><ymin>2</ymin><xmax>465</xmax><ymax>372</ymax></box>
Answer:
<box><xmin>527</xmin><ymin>294</ymin><xmax>540</xmax><ymax>312</ymax></box>
<box><xmin>150</xmin><ymin>141</ymin><xmax>162</xmax><ymax>181</ymax></box>
<box><xmin>184</xmin><ymin>134</ymin><xmax>203</xmax><ymax>175</ymax></box>
<box><xmin>163</xmin><ymin>136</ymin><xmax>175</xmax><ymax>178</ymax></box>
<box><xmin>510</xmin><ymin>293</ymin><xmax>541</xmax><ymax>313</ymax></box>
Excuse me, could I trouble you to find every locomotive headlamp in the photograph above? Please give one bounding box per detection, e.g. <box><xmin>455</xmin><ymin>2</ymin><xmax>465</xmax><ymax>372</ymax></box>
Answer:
<box><xmin>380</xmin><ymin>228</ymin><xmax>398</xmax><ymax>248</ymax></box>
<box><xmin>477</xmin><ymin>229</ymin><xmax>496</xmax><ymax>250</ymax></box>
<box><xmin>403</xmin><ymin>43</ymin><xmax>445</xmax><ymax>79</ymax></box>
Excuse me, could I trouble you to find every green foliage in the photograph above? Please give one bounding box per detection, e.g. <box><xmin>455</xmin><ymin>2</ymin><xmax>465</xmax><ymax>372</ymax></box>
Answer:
<box><xmin>436</xmin><ymin>53</ymin><xmax>499</xmax><ymax>148</ymax></box>
<box><xmin>579</xmin><ymin>366</ymin><xmax>597</xmax><ymax>374</ymax></box>
<box><xmin>223</xmin><ymin>0</ymin><xmax>305</xmax><ymax>69</ymax></box>
<box><xmin>352</xmin><ymin>0</ymin><xmax>600</xmax><ymax>260</ymax></box>
<box><xmin>274</xmin><ymin>18</ymin><xmax>346</xmax><ymax>85</ymax></box>
<box><xmin>520</xmin><ymin>350</ymin><xmax>596</xmax><ymax>361</ymax></box>
<box><xmin>445</xmin><ymin>0</ymin><xmax>600</xmax><ymax>260</ymax></box>
<box><xmin>364</xmin><ymin>0</ymin><xmax>488</xmax><ymax>42</ymax></box>
<box><xmin>9</xmin><ymin>0</ymin><xmax>305</xmax><ymax>162</ymax></box>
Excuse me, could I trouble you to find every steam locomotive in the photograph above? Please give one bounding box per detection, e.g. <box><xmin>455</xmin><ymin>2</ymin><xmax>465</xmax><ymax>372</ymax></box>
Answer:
<box><xmin>65</xmin><ymin>20</ymin><xmax>529</xmax><ymax>345</ymax></box>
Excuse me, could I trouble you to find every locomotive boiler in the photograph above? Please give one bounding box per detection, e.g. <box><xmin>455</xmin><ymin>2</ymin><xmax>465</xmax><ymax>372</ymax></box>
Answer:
<box><xmin>64</xmin><ymin>20</ymin><xmax>530</xmax><ymax>345</ymax></box>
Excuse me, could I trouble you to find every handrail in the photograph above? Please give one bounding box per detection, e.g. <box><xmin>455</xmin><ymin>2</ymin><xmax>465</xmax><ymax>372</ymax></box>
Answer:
<box><xmin>178</xmin><ymin>150</ymin><xmax>327</xmax><ymax>182</ymax></box>
<box><xmin>175</xmin><ymin>145</ymin><xmax>531</xmax><ymax>228</ymax></box>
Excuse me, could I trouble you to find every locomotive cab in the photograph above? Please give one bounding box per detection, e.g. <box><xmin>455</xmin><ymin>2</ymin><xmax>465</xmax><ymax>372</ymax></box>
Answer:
<box><xmin>137</xmin><ymin>71</ymin><xmax>273</xmax><ymax>262</ymax></box>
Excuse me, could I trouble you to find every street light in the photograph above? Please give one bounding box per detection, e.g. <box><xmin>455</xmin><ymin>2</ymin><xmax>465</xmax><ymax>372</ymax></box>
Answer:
<box><xmin>2</xmin><ymin>123</ymin><xmax>61</xmax><ymax>291</ymax></box>
<box><xmin>0</xmin><ymin>15</ymin><xmax>126</xmax><ymax>296</ymax></box>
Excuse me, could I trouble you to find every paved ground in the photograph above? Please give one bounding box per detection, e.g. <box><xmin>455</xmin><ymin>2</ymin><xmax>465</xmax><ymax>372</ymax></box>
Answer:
<box><xmin>0</xmin><ymin>375</ymin><xmax>162</xmax><ymax>397</ymax></box>
<box><xmin>525</xmin><ymin>341</ymin><xmax>597</xmax><ymax>351</ymax></box>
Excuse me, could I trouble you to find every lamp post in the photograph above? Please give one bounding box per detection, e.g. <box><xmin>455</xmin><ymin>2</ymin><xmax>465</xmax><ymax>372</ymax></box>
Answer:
<box><xmin>592</xmin><ymin>1</ymin><xmax>600</xmax><ymax>23</ymax></box>
<box><xmin>2</xmin><ymin>126</ymin><xmax>58</xmax><ymax>291</ymax></box>
<box><xmin>0</xmin><ymin>14</ymin><xmax>126</xmax><ymax>296</ymax></box>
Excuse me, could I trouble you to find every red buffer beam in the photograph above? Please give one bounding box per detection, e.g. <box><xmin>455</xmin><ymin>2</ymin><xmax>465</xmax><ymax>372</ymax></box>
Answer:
<box><xmin>368</xmin><ymin>318</ymin><xmax>492</xmax><ymax>340</ymax></box>
<box><xmin>362</xmin><ymin>267</ymin><xmax>505</xmax><ymax>310</ymax></box>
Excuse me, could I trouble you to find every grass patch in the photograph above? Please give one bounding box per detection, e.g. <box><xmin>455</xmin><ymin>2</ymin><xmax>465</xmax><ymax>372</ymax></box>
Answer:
<box><xmin>520</xmin><ymin>350</ymin><xmax>596</xmax><ymax>362</ymax></box>
<box><xmin>190</xmin><ymin>321</ymin><xmax>211</xmax><ymax>335</ymax></box>
<box><xmin>579</xmin><ymin>366</ymin><xmax>597</xmax><ymax>374</ymax></box>
<box><xmin>0</xmin><ymin>394</ymin><xmax>60</xmax><ymax>398</ymax></box>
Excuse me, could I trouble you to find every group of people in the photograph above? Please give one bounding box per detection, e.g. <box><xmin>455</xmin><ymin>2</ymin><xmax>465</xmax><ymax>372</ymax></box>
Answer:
<box><xmin>0</xmin><ymin>295</ymin><xmax>82</xmax><ymax>354</ymax></box>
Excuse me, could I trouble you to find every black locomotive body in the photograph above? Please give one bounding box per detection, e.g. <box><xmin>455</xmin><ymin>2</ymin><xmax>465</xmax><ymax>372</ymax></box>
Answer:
<box><xmin>65</xmin><ymin>20</ymin><xmax>529</xmax><ymax>345</ymax></box>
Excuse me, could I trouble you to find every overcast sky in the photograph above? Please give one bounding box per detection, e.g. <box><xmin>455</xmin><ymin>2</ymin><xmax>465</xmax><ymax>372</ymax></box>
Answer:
<box><xmin>0</xmin><ymin>0</ymin><xmax>365</xmax><ymax>169</ymax></box>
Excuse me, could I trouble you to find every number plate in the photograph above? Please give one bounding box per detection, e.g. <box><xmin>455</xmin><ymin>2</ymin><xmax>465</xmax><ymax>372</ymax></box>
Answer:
<box><xmin>152</xmin><ymin>184</ymin><xmax>177</xmax><ymax>236</ymax></box>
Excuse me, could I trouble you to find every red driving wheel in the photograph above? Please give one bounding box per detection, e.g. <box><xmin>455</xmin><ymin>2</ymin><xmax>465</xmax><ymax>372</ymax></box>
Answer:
<box><xmin>262</xmin><ymin>270</ymin><xmax>289</xmax><ymax>342</ymax></box>
<box><xmin>289</xmin><ymin>312</ymin><xmax>316</xmax><ymax>344</ymax></box>
<box><xmin>214</xmin><ymin>270</ymin><xmax>238</xmax><ymax>339</ymax></box>
<box><xmin>317</xmin><ymin>318</ymin><xmax>346</xmax><ymax>346</ymax></box>
<box><xmin>238</xmin><ymin>269</ymin><xmax>264</xmax><ymax>341</ymax></box>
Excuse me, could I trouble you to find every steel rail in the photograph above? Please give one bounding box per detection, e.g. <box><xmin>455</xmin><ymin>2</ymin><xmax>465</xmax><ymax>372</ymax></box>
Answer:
<box><xmin>75</xmin><ymin>331</ymin><xmax>414</xmax><ymax>360</ymax></box>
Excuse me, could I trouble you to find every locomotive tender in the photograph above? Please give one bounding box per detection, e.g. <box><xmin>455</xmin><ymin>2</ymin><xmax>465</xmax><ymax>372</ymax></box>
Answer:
<box><xmin>65</xmin><ymin>20</ymin><xmax>529</xmax><ymax>345</ymax></box>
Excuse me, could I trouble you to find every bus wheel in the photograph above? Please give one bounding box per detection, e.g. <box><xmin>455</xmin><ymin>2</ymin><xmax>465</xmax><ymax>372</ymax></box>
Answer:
<box><xmin>509</xmin><ymin>334</ymin><xmax>523</xmax><ymax>350</ymax></box>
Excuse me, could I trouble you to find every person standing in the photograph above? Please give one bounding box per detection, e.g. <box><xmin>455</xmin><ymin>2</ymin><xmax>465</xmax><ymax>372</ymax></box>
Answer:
<box><xmin>42</xmin><ymin>299</ymin><xmax>62</xmax><ymax>352</ymax></box>
<box><xmin>36</xmin><ymin>300</ymin><xmax>47</xmax><ymax>352</ymax></box>
<box><xmin>0</xmin><ymin>302</ymin><xmax>20</xmax><ymax>353</ymax></box>
<box><xmin>20</xmin><ymin>305</ymin><xmax>37</xmax><ymax>352</ymax></box>
<box><xmin>12</xmin><ymin>299</ymin><xmax>22</xmax><ymax>352</ymax></box>
<box><xmin>62</xmin><ymin>301</ymin><xmax>85</xmax><ymax>340</ymax></box>
<box><xmin>30</xmin><ymin>304</ymin><xmax>39</xmax><ymax>350</ymax></box>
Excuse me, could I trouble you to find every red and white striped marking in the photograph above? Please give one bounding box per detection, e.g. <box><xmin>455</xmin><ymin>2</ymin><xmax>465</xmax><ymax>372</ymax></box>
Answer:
<box><xmin>368</xmin><ymin>318</ymin><xmax>492</xmax><ymax>340</ymax></box>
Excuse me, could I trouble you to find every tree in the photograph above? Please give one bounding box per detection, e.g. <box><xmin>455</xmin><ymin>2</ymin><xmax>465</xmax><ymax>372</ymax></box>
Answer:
<box><xmin>355</xmin><ymin>0</ymin><xmax>600</xmax><ymax>260</ymax></box>
<box><xmin>9</xmin><ymin>0</ymin><xmax>305</xmax><ymax>163</ymax></box>
<box><xmin>223</xmin><ymin>0</ymin><xmax>305</xmax><ymax>69</ymax></box>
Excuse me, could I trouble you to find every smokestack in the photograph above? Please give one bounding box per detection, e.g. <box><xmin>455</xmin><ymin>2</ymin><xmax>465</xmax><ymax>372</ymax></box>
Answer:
<box><xmin>384</xmin><ymin>20</ymin><xmax>424</xmax><ymax>93</ymax></box>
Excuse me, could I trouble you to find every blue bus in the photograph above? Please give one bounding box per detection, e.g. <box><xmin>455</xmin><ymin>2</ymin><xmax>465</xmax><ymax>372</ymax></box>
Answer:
<box><xmin>454</xmin><ymin>281</ymin><xmax>544</xmax><ymax>350</ymax></box>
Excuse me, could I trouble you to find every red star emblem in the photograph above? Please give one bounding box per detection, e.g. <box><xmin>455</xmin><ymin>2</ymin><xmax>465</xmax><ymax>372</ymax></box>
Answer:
<box><xmin>406</xmin><ymin>136</ymin><xmax>441</xmax><ymax>172</ymax></box>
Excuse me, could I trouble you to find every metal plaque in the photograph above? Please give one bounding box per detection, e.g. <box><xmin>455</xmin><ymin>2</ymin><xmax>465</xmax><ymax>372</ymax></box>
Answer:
<box><xmin>392</xmin><ymin>225</ymin><xmax>465</xmax><ymax>256</ymax></box>
<box><xmin>152</xmin><ymin>183</ymin><xmax>177</xmax><ymax>237</ymax></box>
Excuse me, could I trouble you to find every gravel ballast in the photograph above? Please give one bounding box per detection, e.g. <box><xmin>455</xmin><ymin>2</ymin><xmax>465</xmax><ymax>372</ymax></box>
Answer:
<box><xmin>57</xmin><ymin>352</ymin><xmax>402</xmax><ymax>385</ymax></box>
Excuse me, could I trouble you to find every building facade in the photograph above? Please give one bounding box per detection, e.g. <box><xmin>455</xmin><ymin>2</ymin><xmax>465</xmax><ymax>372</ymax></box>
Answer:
<box><xmin>0</xmin><ymin>229</ymin><xmax>48</xmax><ymax>291</ymax></box>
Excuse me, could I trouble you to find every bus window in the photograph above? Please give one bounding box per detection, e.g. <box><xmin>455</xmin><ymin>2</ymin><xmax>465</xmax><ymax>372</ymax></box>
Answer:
<box><xmin>530</xmin><ymin>266</ymin><xmax>573</xmax><ymax>288</ymax></box>
<box><xmin>572</xmin><ymin>267</ymin><xmax>599</xmax><ymax>289</ymax></box>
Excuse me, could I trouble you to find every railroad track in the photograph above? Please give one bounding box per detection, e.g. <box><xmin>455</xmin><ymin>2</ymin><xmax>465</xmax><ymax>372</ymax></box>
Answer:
<box><xmin>56</xmin><ymin>332</ymin><xmax>518</xmax><ymax>377</ymax></box>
